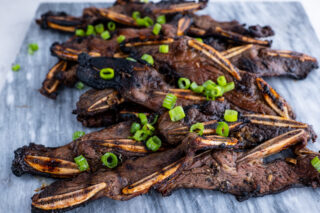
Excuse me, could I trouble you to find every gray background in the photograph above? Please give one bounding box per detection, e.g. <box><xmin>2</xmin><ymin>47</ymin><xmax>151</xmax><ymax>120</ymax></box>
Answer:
<box><xmin>1</xmin><ymin>2</ymin><xmax>320</xmax><ymax>212</ymax></box>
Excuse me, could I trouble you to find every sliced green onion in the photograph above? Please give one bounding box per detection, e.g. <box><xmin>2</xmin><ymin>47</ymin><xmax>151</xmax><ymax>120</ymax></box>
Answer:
<box><xmin>74</xmin><ymin>155</ymin><xmax>89</xmax><ymax>171</ymax></box>
<box><xmin>190</xmin><ymin>123</ymin><xmax>204</xmax><ymax>136</ymax></box>
<box><xmin>190</xmin><ymin>82</ymin><xmax>198</xmax><ymax>91</ymax></box>
<box><xmin>75</xmin><ymin>29</ymin><xmax>85</xmax><ymax>36</ymax></box>
<box><xmin>217</xmin><ymin>76</ymin><xmax>227</xmax><ymax>86</ymax></box>
<box><xmin>216</xmin><ymin>122</ymin><xmax>229</xmax><ymax>137</ymax></box>
<box><xmin>132</xmin><ymin>11</ymin><xmax>141</xmax><ymax>20</ymax></box>
<box><xmin>75</xmin><ymin>82</ymin><xmax>85</xmax><ymax>90</ymax></box>
<box><xmin>126</xmin><ymin>57</ymin><xmax>137</xmax><ymax>62</ymax></box>
<box><xmin>159</xmin><ymin>44</ymin><xmax>169</xmax><ymax>53</ymax></box>
<box><xmin>117</xmin><ymin>35</ymin><xmax>126</xmax><ymax>43</ymax></box>
<box><xmin>194</xmin><ymin>86</ymin><xmax>204</xmax><ymax>93</ymax></box>
<box><xmin>178</xmin><ymin>78</ymin><xmax>191</xmax><ymax>89</ymax></box>
<box><xmin>169</xmin><ymin>106</ymin><xmax>185</xmax><ymax>122</ymax></box>
<box><xmin>86</xmin><ymin>25</ymin><xmax>95</xmax><ymax>36</ymax></box>
<box><xmin>73</xmin><ymin>131</ymin><xmax>85</xmax><ymax>140</ymax></box>
<box><xmin>142</xmin><ymin>123</ymin><xmax>155</xmax><ymax>133</ymax></box>
<box><xmin>223</xmin><ymin>82</ymin><xmax>235</xmax><ymax>93</ymax></box>
<box><xmin>152</xmin><ymin>23</ymin><xmax>162</xmax><ymax>35</ymax></box>
<box><xmin>157</xmin><ymin>15</ymin><xmax>166</xmax><ymax>24</ymax></box>
<box><xmin>311</xmin><ymin>156</ymin><xmax>320</xmax><ymax>173</ymax></box>
<box><xmin>162</xmin><ymin>93</ymin><xmax>177</xmax><ymax>109</ymax></box>
<box><xmin>204</xmin><ymin>89</ymin><xmax>215</xmax><ymax>101</ymax></box>
<box><xmin>29</xmin><ymin>43</ymin><xmax>39</xmax><ymax>51</ymax></box>
<box><xmin>195</xmin><ymin>38</ymin><xmax>203</xmax><ymax>43</ymax></box>
<box><xmin>143</xmin><ymin>16</ymin><xmax>154</xmax><ymax>27</ymax></box>
<box><xmin>107</xmin><ymin>22</ymin><xmax>116</xmax><ymax>31</ymax></box>
<box><xmin>101</xmin><ymin>152</ymin><xmax>118</xmax><ymax>168</ymax></box>
<box><xmin>133</xmin><ymin>130</ymin><xmax>149</xmax><ymax>141</ymax></box>
<box><xmin>146</xmin><ymin>136</ymin><xmax>162</xmax><ymax>151</ymax></box>
<box><xmin>130</xmin><ymin>122</ymin><xmax>141</xmax><ymax>134</ymax></box>
<box><xmin>138</xmin><ymin>113</ymin><xmax>148</xmax><ymax>125</ymax></box>
<box><xmin>140</xmin><ymin>0</ymin><xmax>149</xmax><ymax>3</ymax></box>
<box><xmin>101</xmin><ymin>30</ymin><xmax>111</xmax><ymax>40</ymax></box>
<box><xmin>203</xmin><ymin>80</ymin><xmax>216</xmax><ymax>89</ymax></box>
<box><xmin>150</xmin><ymin>115</ymin><xmax>159</xmax><ymax>125</ymax></box>
<box><xmin>141</xmin><ymin>54</ymin><xmax>154</xmax><ymax>65</ymax></box>
<box><xmin>211</xmin><ymin>85</ymin><xmax>223</xmax><ymax>97</ymax></box>
<box><xmin>136</xmin><ymin>18</ymin><xmax>146</xmax><ymax>26</ymax></box>
<box><xmin>224</xmin><ymin>109</ymin><xmax>238</xmax><ymax>122</ymax></box>
<box><xmin>95</xmin><ymin>23</ymin><xmax>104</xmax><ymax>34</ymax></box>
<box><xmin>12</xmin><ymin>64</ymin><xmax>21</xmax><ymax>72</ymax></box>
<box><xmin>100</xmin><ymin>68</ymin><xmax>114</xmax><ymax>80</ymax></box>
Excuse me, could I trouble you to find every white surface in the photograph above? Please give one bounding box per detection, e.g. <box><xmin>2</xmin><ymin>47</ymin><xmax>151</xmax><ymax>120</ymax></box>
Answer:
<box><xmin>0</xmin><ymin>0</ymin><xmax>319</xmax><ymax>90</ymax></box>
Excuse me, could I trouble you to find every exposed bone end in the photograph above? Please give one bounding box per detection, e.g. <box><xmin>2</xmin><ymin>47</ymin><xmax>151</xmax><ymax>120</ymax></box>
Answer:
<box><xmin>196</xmin><ymin>135</ymin><xmax>238</xmax><ymax>149</ymax></box>
<box><xmin>177</xmin><ymin>17</ymin><xmax>192</xmax><ymax>36</ymax></box>
<box><xmin>237</xmin><ymin>129</ymin><xmax>307</xmax><ymax>163</ymax></box>
<box><xmin>50</xmin><ymin>43</ymin><xmax>80</xmax><ymax>61</ymax></box>
<box><xmin>32</xmin><ymin>182</ymin><xmax>106</xmax><ymax>211</ymax></box>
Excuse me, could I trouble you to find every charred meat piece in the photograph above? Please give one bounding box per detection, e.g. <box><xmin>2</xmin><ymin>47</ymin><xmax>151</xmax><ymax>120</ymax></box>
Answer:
<box><xmin>11</xmin><ymin>121</ymin><xmax>155</xmax><ymax>178</ymax></box>
<box><xmin>121</xmin><ymin>37</ymin><xmax>294</xmax><ymax>118</ymax></box>
<box><xmin>76</xmin><ymin>55</ymin><xmax>214</xmax><ymax>112</ymax></box>
<box><xmin>187</xmin><ymin>14</ymin><xmax>274</xmax><ymax>46</ymax></box>
<box><xmin>158</xmin><ymin>101</ymin><xmax>316</xmax><ymax>146</ymax></box>
<box><xmin>36</xmin><ymin>0</ymin><xmax>207</xmax><ymax>33</ymax></box>
<box><xmin>223</xmin><ymin>44</ymin><xmax>318</xmax><ymax>79</ymax></box>
<box><xmin>30</xmin><ymin>131</ymin><xmax>320</xmax><ymax>212</ymax></box>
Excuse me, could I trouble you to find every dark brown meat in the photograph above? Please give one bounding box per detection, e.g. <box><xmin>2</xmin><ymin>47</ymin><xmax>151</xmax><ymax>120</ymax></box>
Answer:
<box><xmin>30</xmin><ymin>133</ymin><xmax>320</xmax><ymax>212</ymax></box>
<box><xmin>12</xmin><ymin>121</ymin><xmax>152</xmax><ymax>178</ymax></box>
<box><xmin>158</xmin><ymin>102</ymin><xmax>316</xmax><ymax>146</ymax></box>
<box><xmin>121</xmin><ymin>36</ymin><xmax>294</xmax><ymax>118</ymax></box>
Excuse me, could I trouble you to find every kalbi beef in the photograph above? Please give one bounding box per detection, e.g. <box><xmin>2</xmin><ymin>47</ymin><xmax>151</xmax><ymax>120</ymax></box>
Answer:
<box><xmin>121</xmin><ymin>37</ymin><xmax>294</xmax><ymax>118</ymax></box>
<box><xmin>30</xmin><ymin>133</ymin><xmax>320</xmax><ymax>212</ymax></box>
<box><xmin>12</xmin><ymin>121</ymin><xmax>152</xmax><ymax>178</ymax></box>
<box><xmin>158</xmin><ymin>102</ymin><xmax>316</xmax><ymax>146</ymax></box>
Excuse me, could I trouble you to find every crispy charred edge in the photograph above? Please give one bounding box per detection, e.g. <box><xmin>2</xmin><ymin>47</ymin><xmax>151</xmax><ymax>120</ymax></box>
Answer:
<box><xmin>12</xmin><ymin>143</ymin><xmax>80</xmax><ymax>178</ymax></box>
<box><xmin>36</xmin><ymin>11</ymin><xmax>82</xmax><ymax>33</ymax></box>
<box><xmin>32</xmin><ymin>182</ymin><xmax>107</xmax><ymax>212</ymax></box>
<box><xmin>177</xmin><ymin>16</ymin><xmax>192</xmax><ymax>36</ymax></box>
<box><xmin>152</xmin><ymin>1</ymin><xmax>208</xmax><ymax>14</ymax></box>
<box><xmin>237</xmin><ymin>129</ymin><xmax>308</xmax><ymax>163</ymax></box>
<box><xmin>39</xmin><ymin>60</ymin><xmax>68</xmax><ymax>99</ymax></box>
<box><xmin>256</xmin><ymin>77</ymin><xmax>294</xmax><ymax>119</ymax></box>
<box><xmin>187</xmin><ymin>39</ymin><xmax>242</xmax><ymax>81</ymax></box>
<box><xmin>51</xmin><ymin>42</ymin><xmax>101</xmax><ymax>61</ymax></box>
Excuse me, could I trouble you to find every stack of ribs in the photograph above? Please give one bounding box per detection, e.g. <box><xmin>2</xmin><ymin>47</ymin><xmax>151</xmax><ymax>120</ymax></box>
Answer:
<box><xmin>11</xmin><ymin>0</ymin><xmax>320</xmax><ymax>212</ymax></box>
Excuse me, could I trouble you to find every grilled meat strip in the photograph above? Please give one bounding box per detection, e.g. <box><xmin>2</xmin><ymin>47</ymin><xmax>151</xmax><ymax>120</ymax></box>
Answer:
<box><xmin>36</xmin><ymin>0</ymin><xmax>206</xmax><ymax>33</ymax></box>
<box><xmin>12</xmin><ymin>121</ymin><xmax>154</xmax><ymax>178</ymax></box>
<box><xmin>158</xmin><ymin>101</ymin><xmax>316</xmax><ymax>146</ymax></box>
<box><xmin>30</xmin><ymin>131</ymin><xmax>319</xmax><ymax>212</ymax></box>
<box><xmin>120</xmin><ymin>37</ymin><xmax>294</xmax><ymax>118</ymax></box>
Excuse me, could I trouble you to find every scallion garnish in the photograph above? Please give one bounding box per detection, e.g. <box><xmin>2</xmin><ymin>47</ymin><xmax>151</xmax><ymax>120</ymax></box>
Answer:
<box><xmin>101</xmin><ymin>30</ymin><xmax>111</xmax><ymax>40</ymax></box>
<box><xmin>143</xmin><ymin>16</ymin><xmax>154</xmax><ymax>27</ymax></box>
<box><xmin>202</xmin><ymin>80</ymin><xmax>216</xmax><ymax>89</ymax></box>
<box><xmin>133</xmin><ymin>130</ymin><xmax>149</xmax><ymax>141</ymax></box>
<box><xmin>224</xmin><ymin>109</ymin><xmax>238</xmax><ymax>122</ymax></box>
<box><xmin>216</xmin><ymin>122</ymin><xmax>229</xmax><ymax>137</ymax></box>
<box><xmin>86</xmin><ymin>25</ymin><xmax>95</xmax><ymax>36</ymax></box>
<box><xmin>311</xmin><ymin>156</ymin><xmax>320</xmax><ymax>173</ymax></box>
<box><xmin>12</xmin><ymin>64</ymin><xmax>21</xmax><ymax>72</ymax></box>
<box><xmin>223</xmin><ymin>82</ymin><xmax>235</xmax><ymax>93</ymax></box>
<box><xmin>169</xmin><ymin>106</ymin><xmax>185</xmax><ymax>122</ymax></box>
<box><xmin>146</xmin><ymin>136</ymin><xmax>162</xmax><ymax>151</ymax></box>
<box><xmin>178</xmin><ymin>77</ymin><xmax>191</xmax><ymax>89</ymax></box>
<box><xmin>195</xmin><ymin>38</ymin><xmax>203</xmax><ymax>43</ymax></box>
<box><xmin>130</xmin><ymin>122</ymin><xmax>141</xmax><ymax>134</ymax></box>
<box><xmin>142</xmin><ymin>123</ymin><xmax>155</xmax><ymax>133</ymax></box>
<box><xmin>217</xmin><ymin>76</ymin><xmax>227</xmax><ymax>86</ymax></box>
<box><xmin>95</xmin><ymin>23</ymin><xmax>104</xmax><ymax>34</ymax></box>
<box><xmin>138</xmin><ymin>113</ymin><xmax>148</xmax><ymax>125</ymax></box>
<box><xmin>152</xmin><ymin>23</ymin><xmax>162</xmax><ymax>35</ymax></box>
<box><xmin>72</xmin><ymin>131</ymin><xmax>85</xmax><ymax>140</ymax></box>
<box><xmin>162</xmin><ymin>93</ymin><xmax>177</xmax><ymax>109</ymax></box>
<box><xmin>107</xmin><ymin>22</ymin><xmax>116</xmax><ymax>31</ymax></box>
<box><xmin>75</xmin><ymin>29</ymin><xmax>85</xmax><ymax>37</ymax></box>
<box><xmin>150</xmin><ymin>115</ymin><xmax>159</xmax><ymax>125</ymax></box>
<box><xmin>159</xmin><ymin>44</ymin><xmax>169</xmax><ymax>53</ymax></box>
<box><xmin>141</xmin><ymin>54</ymin><xmax>154</xmax><ymax>65</ymax></box>
<box><xmin>74</xmin><ymin>155</ymin><xmax>89</xmax><ymax>171</ymax></box>
<box><xmin>126</xmin><ymin>57</ymin><xmax>137</xmax><ymax>62</ymax></box>
<box><xmin>28</xmin><ymin>43</ymin><xmax>39</xmax><ymax>55</ymax></box>
<box><xmin>100</xmin><ymin>68</ymin><xmax>114</xmax><ymax>80</ymax></box>
<box><xmin>75</xmin><ymin>82</ymin><xmax>85</xmax><ymax>90</ymax></box>
<box><xmin>117</xmin><ymin>35</ymin><xmax>126</xmax><ymax>43</ymax></box>
<box><xmin>190</xmin><ymin>123</ymin><xmax>204</xmax><ymax>136</ymax></box>
<box><xmin>140</xmin><ymin>0</ymin><xmax>149</xmax><ymax>3</ymax></box>
<box><xmin>132</xmin><ymin>11</ymin><xmax>141</xmax><ymax>20</ymax></box>
<box><xmin>101</xmin><ymin>152</ymin><xmax>118</xmax><ymax>168</ymax></box>
<box><xmin>157</xmin><ymin>15</ymin><xmax>166</xmax><ymax>24</ymax></box>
